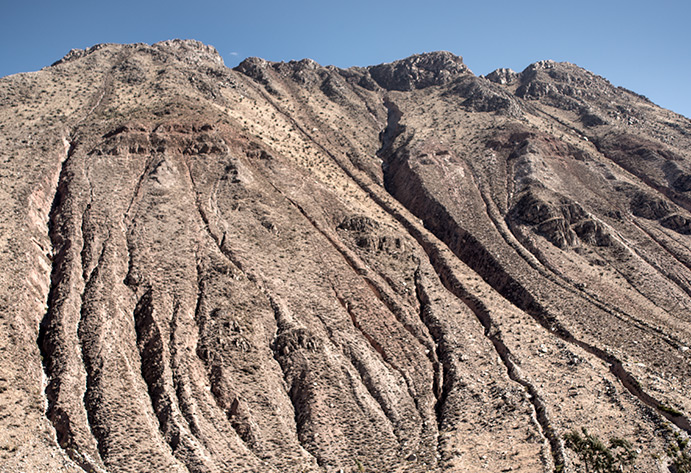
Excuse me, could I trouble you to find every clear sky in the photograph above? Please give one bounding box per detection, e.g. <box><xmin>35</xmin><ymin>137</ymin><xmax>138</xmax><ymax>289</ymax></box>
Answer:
<box><xmin>2</xmin><ymin>0</ymin><xmax>690</xmax><ymax>118</ymax></box>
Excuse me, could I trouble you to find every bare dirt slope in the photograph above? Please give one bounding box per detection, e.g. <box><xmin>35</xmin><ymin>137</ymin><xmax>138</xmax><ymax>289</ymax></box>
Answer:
<box><xmin>0</xmin><ymin>40</ymin><xmax>690</xmax><ymax>472</ymax></box>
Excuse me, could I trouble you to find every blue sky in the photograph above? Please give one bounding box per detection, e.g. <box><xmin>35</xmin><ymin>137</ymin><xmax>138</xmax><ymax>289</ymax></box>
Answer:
<box><xmin>2</xmin><ymin>0</ymin><xmax>690</xmax><ymax>118</ymax></box>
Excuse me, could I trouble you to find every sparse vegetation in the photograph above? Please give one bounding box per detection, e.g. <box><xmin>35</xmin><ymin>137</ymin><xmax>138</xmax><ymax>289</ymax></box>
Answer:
<box><xmin>563</xmin><ymin>428</ymin><xmax>637</xmax><ymax>472</ymax></box>
<box><xmin>659</xmin><ymin>403</ymin><xmax>684</xmax><ymax>417</ymax></box>
<box><xmin>667</xmin><ymin>431</ymin><xmax>691</xmax><ymax>473</ymax></box>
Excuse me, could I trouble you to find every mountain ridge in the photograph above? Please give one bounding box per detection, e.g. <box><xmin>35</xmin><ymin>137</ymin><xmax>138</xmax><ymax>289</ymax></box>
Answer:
<box><xmin>43</xmin><ymin>40</ymin><xmax>687</xmax><ymax>121</ymax></box>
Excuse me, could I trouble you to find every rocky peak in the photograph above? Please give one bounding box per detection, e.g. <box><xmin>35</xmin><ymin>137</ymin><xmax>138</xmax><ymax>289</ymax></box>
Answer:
<box><xmin>512</xmin><ymin>60</ymin><xmax>619</xmax><ymax>120</ymax></box>
<box><xmin>283</xmin><ymin>58</ymin><xmax>321</xmax><ymax>72</ymax></box>
<box><xmin>516</xmin><ymin>60</ymin><xmax>614</xmax><ymax>93</ymax></box>
<box><xmin>485</xmin><ymin>68</ymin><xmax>518</xmax><ymax>85</ymax></box>
<box><xmin>153</xmin><ymin>39</ymin><xmax>225</xmax><ymax>67</ymax></box>
<box><xmin>52</xmin><ymin>40</ymin><xmax>225</xmax><ymax>70</ymax></box>
<box><xmin>235</xmin><ymin>51</ymin><xmax>472</xmax><ymax>93</ymax></box>
<box><xmin>272</xmin><ymin>58</ymin><xmax>328</xmax><ymax>86</ymax></box>
<box><xmin>518</xmin><ymin>60</ymin><xmax>596</xmax><ymax>85</ymax></box>
<box><xmin>234</xmin><ymin>56</ymin><xmax>274</xmax><ymax>87</ymax></box>
<box><xmin>51</xmin><ymin>43</ymin><xmax>118</xmax><ymax>66</ymax></box>
<box><xmin>367</xmin><ymin>51</ymin><xmax>471</xmax><ymax>91</ymax></box>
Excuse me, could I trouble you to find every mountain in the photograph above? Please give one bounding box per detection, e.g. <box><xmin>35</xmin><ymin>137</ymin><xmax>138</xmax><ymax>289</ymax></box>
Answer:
<box><xmin>1</xmin><ymin>39</ymin><xmax>690</xmax><ymax>472</ymax></box>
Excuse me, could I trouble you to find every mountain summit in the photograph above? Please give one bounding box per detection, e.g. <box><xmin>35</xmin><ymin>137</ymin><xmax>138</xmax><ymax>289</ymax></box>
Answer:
<box><xmin>0</xmin><ymin>40</ymin><xmax>690</xmax><ymax>472</ymax></box>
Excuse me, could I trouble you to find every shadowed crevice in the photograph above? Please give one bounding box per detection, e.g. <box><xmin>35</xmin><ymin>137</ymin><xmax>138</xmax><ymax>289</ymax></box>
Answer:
<box><xmin>37</xmin><ymin>137</ymin><xmax>107</xmax><ymax>473</ymax></box>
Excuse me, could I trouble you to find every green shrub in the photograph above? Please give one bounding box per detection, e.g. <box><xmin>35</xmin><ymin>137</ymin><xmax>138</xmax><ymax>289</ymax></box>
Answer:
<box><xmin>659</xmin><ymin>403</ymin><xmax>684</xmax><ymax>417</ymax></box>
<box><xmin>563</xmin><ymin>428</ymin><xmax>637</xmax><ymax>472</ymax></box>
<box><xmin>668</xmin><ymin>431</ymin><xmax>691</xmax><ymax>473</ymax></box>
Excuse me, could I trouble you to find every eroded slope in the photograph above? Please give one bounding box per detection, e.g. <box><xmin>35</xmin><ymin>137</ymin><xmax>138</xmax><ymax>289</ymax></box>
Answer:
<box><xmin>0</xmin><ymin>41</ymin><xmax>690</xmax><ymax>472</ymax></box>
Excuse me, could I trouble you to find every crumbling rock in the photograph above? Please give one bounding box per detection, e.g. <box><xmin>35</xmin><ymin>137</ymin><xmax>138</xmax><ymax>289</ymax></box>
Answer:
<box><xmin>579</xmin><ymin>110</ymin><xmax>608</xmax><ymax>127</ymax></box>
<box><xmin>234</xmin><ymin>57</ymin><xmax>273</xmax><ymax>86</ymax></box>
<box><xmin>485</xmin><ymin>68</ymin><xmax>518</xmax><ymax>85</ymax></box>
<box><xmin>661</xmin><ymin>214</ymin><xmax>691</xmax><ymax>234</ymax></box>
<box><xmin>444</xmin><ymin>76</ymin><xmax>522</xmax><ymax>116</ymax></box>
<box><xmin>631</xmin><ymin>192</ymin><xmax>673</xmax><ymax>220</ymax></box>
<box><xmin>673</xmin><ymin>172</ymin><xmax>691</xmax><ymax>192</ymax></box>
<box><xmin>511</xmin><ymin>189</ymin><xmax>612</xmax><ymax>248</ymax></box>
<box><xmin>153</xmin><ymin>39</ymin><xmax>226</xmax><ymax>68</ymax></box>
<box><xmin>367</xmin><ymin>51</ymin><xmax>471</xmax><ymax>91</ymax></box>
<box><xmin>337</xmin><ymin>215</ymin><xmax>379</xmax><ymax>232</ymax></box>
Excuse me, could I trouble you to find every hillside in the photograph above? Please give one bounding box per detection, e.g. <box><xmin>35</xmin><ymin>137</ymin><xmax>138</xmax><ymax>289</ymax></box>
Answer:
<box><xmin>0</xmin><ymin>39</ymin><xmax>690</xmax><ymax>472</ymax></box>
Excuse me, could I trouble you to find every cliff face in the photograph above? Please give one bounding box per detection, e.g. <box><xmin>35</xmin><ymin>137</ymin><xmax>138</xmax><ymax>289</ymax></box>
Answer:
<box><xmin>0</xmin><ymin>39</ymin><xmax>690</xmax><ymax>472</ymax></box>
